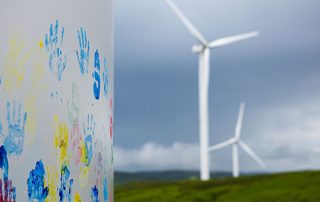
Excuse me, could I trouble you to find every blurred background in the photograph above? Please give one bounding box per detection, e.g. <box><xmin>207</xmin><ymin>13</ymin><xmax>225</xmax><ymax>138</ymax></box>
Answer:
<box><xmin>114</xmin><ymin>0</ymin><xmax>320</xmax><ymax>176</ymax></box>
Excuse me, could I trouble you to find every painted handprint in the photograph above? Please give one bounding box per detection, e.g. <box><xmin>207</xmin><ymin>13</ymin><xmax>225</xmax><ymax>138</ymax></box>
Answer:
<box><xmin>68</xmin><ymin>83</ymin><xmax>81</xmax><ymax>165</ymax></box>
<box><xmin>103</xmin><ymin>178</ymin><xmax>108</xmax><ymax>202</ymax></box>
<box><xmin>3</xmin><ymin>35</ymin><xmax>30</xmax><ymax>92</ymax></box>
<box><xmin>91</xmin><ymin>185</ymin><xmax>99</xmax><ymax>202</ymax></box>
<box><xmin>0</xmin><ymin>146</ymin><xmax>16</xmax><ymax>202</ymax></box>
<box><xmin>0</xmin><ymin>121</ymin><xmax>2</xmax><ymax>136</ymax></box>
<box><xmin>76</xmin><ymin>27</ymin><xmax>90</xmax><ymax>75</ymax></box>
<box><xmin>0</xmin><ymin>146</ymin><xmax>8</xmax><ymax>185</ymax></box>
<box><xmin>102</xmin><ymin>57</ymin><xmax>109</xmax><ymax>97</ymax></box>
<box><xmin>27</xmin><ymin>160</ymin><xmax>49</xmax><ymax>201</ymax></box>
<box><xmin>45</xmin><ymin>20</ymin><xmax>67</xmax><ymax>81</ymax></box>
<box><xmin>92</xmin><ymin>50</ymin><xmax>101</xmax><ymax>100</ymax></box>
<box><xmin>54</xmin><ymin>121</ymin><xmax>69</xmax><ymax>165</ymax></box>
<box><xmin>68</xmin><ymin>82</ymin><xmax>80</xmax><ymax>123</ymax></box>
<box><xmin>82</xmin><ymin>114</ymin><xmax>95</xmax><ymax>167</ymax></box>
<box><xmin>4</xmin><ymin>101</ymin><xmax>27</xmax><ymax>155</ymax></box>
<box><xmin>58</xmin><ymin>164</ymin><xmax>73</xmax><ymax>202</ymax></box>
<box><xmin>109</xmin><ymin>99</ymin><xmax>113</xmax><ymax>140</ymax></box>
<box><xmin>94</xmin><ymin>140</ymin><xmax>103</xmax><ymax>186</ymax></box>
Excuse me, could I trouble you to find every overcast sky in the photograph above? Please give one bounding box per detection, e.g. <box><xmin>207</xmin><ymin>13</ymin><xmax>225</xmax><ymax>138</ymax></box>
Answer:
<box><xmin>114</xmin><ymin>0</ymin><xmax>320</xmax><ymax>173</ymax></box>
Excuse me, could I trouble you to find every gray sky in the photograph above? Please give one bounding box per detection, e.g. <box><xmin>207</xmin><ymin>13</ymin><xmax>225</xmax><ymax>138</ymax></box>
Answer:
<box><xmin>114</xmin><ymin>0</ymin><xmax>320</xmax><ymax>173</ymax></box>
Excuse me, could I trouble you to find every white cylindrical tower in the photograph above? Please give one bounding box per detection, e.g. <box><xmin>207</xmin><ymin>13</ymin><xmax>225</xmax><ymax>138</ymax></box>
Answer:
<box><xmin>0</xmin><ymin>0</ymin><xmax>113</xmax><ymax>201</ymax></box>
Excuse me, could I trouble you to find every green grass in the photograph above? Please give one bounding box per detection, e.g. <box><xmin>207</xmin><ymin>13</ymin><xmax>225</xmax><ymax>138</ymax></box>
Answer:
<box><xmin>115</xmin><ymin>170</ymin><xmax>320</xmax><ymax>202</ymax></box>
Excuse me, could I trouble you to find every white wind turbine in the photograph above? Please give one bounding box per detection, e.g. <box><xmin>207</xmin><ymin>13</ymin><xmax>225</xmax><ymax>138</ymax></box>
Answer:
<box><xmin>165</xmin><ymin>0</ymin><xmax>259</xmax><ymax>181</ymax></box>
<box><xmin>209</xmin><ymin>103</ymin><xmax>266</xmax><ymax>178</ymax></box>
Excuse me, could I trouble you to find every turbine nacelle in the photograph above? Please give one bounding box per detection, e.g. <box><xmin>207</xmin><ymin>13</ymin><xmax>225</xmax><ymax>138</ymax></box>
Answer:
<box><xmin>192</xmin><ymin>45</ymin><xmax>205</xmax><ymax>54</ymax></box>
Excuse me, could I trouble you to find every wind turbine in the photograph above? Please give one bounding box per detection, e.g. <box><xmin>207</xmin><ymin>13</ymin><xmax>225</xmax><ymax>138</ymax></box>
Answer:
<box><xmin>165</xmin><ymin>0</ymin><xmax>259</xmax><ymax>181</ymax></box>
<box><xmin>209</xmin><ymin>103</ymin><xmax>266</xmax><ymax>178</ymax></box>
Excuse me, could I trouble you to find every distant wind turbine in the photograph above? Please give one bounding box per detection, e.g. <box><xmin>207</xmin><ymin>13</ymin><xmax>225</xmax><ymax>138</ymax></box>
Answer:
<box><xmin>165</xmin><ymin>0</ymin><xmax>259</xmax><ymax>181</ymax></box>
<box><xmin>209</xmin><ymin>103</ymin><xmax>266</xmax><ymax>178</ymax></box>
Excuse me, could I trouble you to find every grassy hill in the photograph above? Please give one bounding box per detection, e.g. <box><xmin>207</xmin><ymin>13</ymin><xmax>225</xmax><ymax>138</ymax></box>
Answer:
<box><xmin>115</xmin><ymin>170</ymin><xmax>320</xmax><ymax>202</ymax></box>
<box><xmin>115</xmin><ymin>171</ymin><xmax>238</xmax><ymax>185</ymax></box>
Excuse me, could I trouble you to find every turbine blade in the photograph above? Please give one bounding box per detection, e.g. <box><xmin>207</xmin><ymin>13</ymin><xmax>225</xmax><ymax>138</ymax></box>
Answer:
<box><xmin>209</xmin><ymin>139</ymin><xmax>234</xmax><ymax>152</ymax></box>
<box><xmin>209</xmin><ymin>31</ymin><xmax>259</xmax><ymax>48</ymax></box>
<box><xmin>235</xmin><ymin>103</ymin><xmax>245</xmax><ymax>139</ymax></box>
<box><xmin>166</xmin><ymin>0</ymin><xmax>207</xmax><ymax>45</ymax></box>
<box><xmin>238</xmin><ymin>140</ymin><xmax>266</xmax><ymax>168</ymax></box>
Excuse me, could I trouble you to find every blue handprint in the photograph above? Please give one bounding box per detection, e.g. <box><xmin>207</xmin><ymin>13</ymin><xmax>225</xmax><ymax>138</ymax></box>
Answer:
<box><xmin>4</xmin><ymin>101</ymin><xmax>27</xmax><ymax>155</ymax></box>
<box><xmin>92</xmin><ymin>50</ymin><xmax>101</xmax><ymax>100</ymax></box>
<box><xmin>103</xmin><ymin>178</ymin><xmax>108</xmax><ymax>202</ymax></box>
<box><xmin>27</xmin><ymin>160</ymin><xmax>49</xmax><ymax>202</ymax></box>
<box><xmin>45</xmin><ymin>20</ymin><xmax>67</xmax><ymax>81</ymax></box>
<box><xmin>76</xmin><ymin>27</ymin><xmax>90</xmax><ymax>75</ymax></box>
<box><xmin>0</xmin><ymin>145</ymin><xmax>16</xmax><ymax>202</ymax></box>
<box><xmin>0</xmin><ymin>146</ymin><xmax>8</xmax><ymax>180</ymax></box>
<box><xmin>59</xmin><ymin>164</ymin><xmax>73</xmax><ymax>202</ymax></box>
<box><xmin>0</xmin><ymin>122</ymin><xmax>2</xmax><ymax>136</ymax></box>
<box><xmin>102</xmin><ymin>57</ymin><xmax>109</xmax><ymax>97</ymax></box>
<box><xmin>91</xmin><ymin>185</ymin><xmax>99</xmax><ymax>202</ymax></box>
<box><xmin>83</xmin><ymin>114</ymin><xmax>95</xmax><ymax>167</ymax></box>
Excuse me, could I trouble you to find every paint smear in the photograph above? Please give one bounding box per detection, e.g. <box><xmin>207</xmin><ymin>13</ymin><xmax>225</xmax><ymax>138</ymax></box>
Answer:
<box><xmin>27</xmin><ymin>160</ymin><xmax>49</xmax><ymax>201</ymax></box>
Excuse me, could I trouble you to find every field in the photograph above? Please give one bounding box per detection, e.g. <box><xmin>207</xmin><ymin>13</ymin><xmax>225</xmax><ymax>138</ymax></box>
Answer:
<box><xmin>115</xmin><ymin>170</ymin><xmax>320</xmax><ymax>202</ymax></box>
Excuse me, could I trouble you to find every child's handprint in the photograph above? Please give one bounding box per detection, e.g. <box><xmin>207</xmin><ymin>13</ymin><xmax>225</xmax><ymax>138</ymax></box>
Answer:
<box><xmin>54</xmin><ymin>122</ymin><xmax>69</xmax><ymax>165</ymax></box>
<box><xmin>45</xmin><ymin>20</ymin><xmax>67</xmax><ymax>81</ymax></box>
<box><xmin>0</xmin><ymin>178</ymin><xmax>16</xmax><ymax>202</ymax></box>
<box><xmin>59</xmin><ymin>164</ymin><xmax>73</xmax><ymax>202</ymax></box>
<box><xmin>0</xmin><ymin>122</ymin><xmax>2</xmax><ymax>136</ymax></box>
<box><xmin>91</xmin><ymin>185</ymin><xmax>99</xmax><ymax>202</ymax></box>
<box><xmin>68</xmin><ymin>82</ymin><xmax>80</xmax><ymax>123</ymax></box>
<box><xmin>76</xmin><ymin>27</ymin><xmax>90</xmax><ymax>75</ymax></box>
<box><xmin>4</xmin><ymin>101</ymin><xmax>27</xmax><ymax>155</ymax></box>
<box><xmin>0</xmin><ymin>146</ymin><xmax>9</xmax><ymax>180</ymax></box>
<box><xmin>68</xmin><ymin>83</ymin><xmax>82</xmax><ymax>165</ymax></box>
<box><xmin>102</xmin><ymin>57</ymin><xmax>109</xmax><ymax>97</ymax></box>
<box><xmin>0</xmin><ymin>146</ymin><xmax>16</xmax><ymax>202</ymax></box>
<box><xmin>82</xmin><ymin>114</ymin><xmax>95</xmax><ymax>167</ymax></box>
<box><xmin>3</xmin><ymin>35</ymin><xmax>30</xmax><ymax>92</ymax></box>
<box><xmin>103</xmin><ymin>178</ymin><xmax>108</xmax><ymax>202</ymax></box>
<box><xmin>92</xmin><ymin>50</ymin><xmax>101</xmax><ymax>100</ymax></box>
<box><xmin>27</xmin><ymin>160</ymin><xmax>49</xmax><ymax>201</ymax></box>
